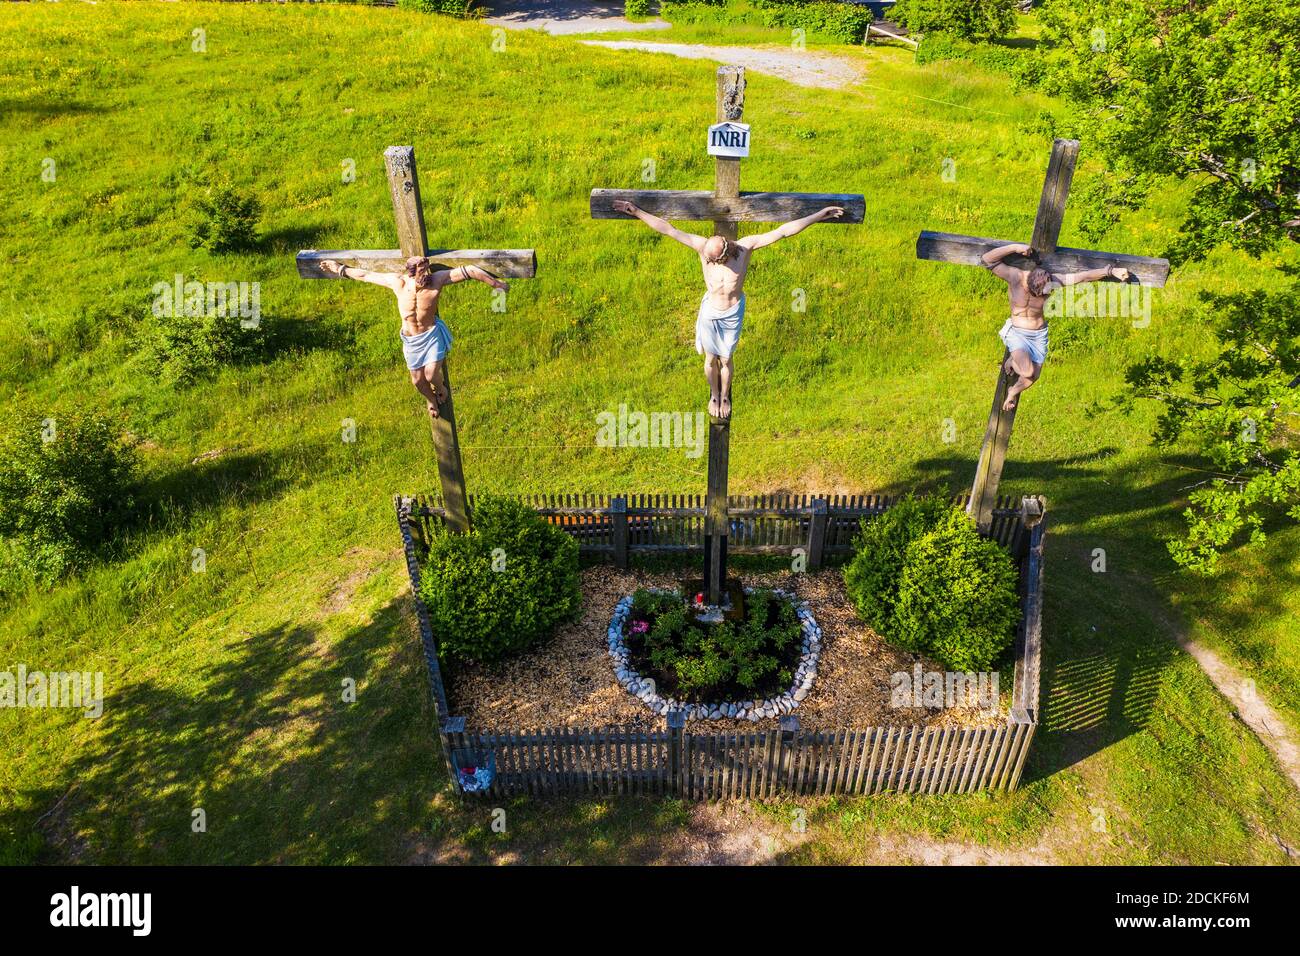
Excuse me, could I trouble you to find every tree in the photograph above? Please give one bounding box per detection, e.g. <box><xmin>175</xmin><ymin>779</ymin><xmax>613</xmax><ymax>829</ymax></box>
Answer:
<box><xmin>1037</xmin><ymin>0</ymin><xmax>1300</xmax><ymax>571</ymax></box>
<box><xmin>1116</xmin><ymin>273</ymin><xmax>1300</xmax><ymax>574</ymax></box>
<box><xmin>1034</xmin><ymin>0</ymin><xmax>1300</xmax><ymax>264</ymax></box>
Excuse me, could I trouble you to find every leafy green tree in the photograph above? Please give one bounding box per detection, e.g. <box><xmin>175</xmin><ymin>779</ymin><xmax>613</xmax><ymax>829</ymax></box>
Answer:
<box><xmin>1034</xmin><ymin>0</ymin><xmax>1300</xmax><ymax>263</ymax></box>
<box><xmin>892</xmin><ymin>0</ymin><xmax>1018</xmax><ymax>43</ymax></box>
<box><xmin>1037</xmin><ymin>0</ymin><xmax>1300</xmax><ymax>570</ymax></box>
<box><xmin>1116</xmin><ymin>272</ymin><xmax>1300</xmax><ymax>573</ymax></box>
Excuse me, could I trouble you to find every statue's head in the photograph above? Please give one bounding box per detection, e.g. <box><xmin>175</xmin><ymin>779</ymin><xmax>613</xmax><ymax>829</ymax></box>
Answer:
<box><xmin>702</xmin><ymin>235</ymin><xmax>736</xmax><ymax>264</ymax></box>
<box><xmin>1027</xmin><ymin>267</ymin><xmax>1053</xmax><ymax>297</ymax></box>
<box><xmin>405</xmin><ymin>256</ymin><xmax>434</xmax><ymax>289</ymax></box>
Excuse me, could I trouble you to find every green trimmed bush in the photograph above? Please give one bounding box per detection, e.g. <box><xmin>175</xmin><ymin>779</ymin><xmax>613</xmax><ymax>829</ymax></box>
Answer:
<box><xmin>844</xmin><ymin>496</ymin><xmax>1020</xmax><ymax>671</ymax></box>
<box><xmin>0</xmin><ymin>407</ymin><xmax>140</xmax><ymax>584</ymax></box>
<box><xmin>892</xmin><ymin>0</ymin><xmax>1016</xmax><ymax>42</ymax></box>
<box><xmin>418</xmin><ymin>495</ymin><xmax>581</xmax><ymax>663</ymax></box>
<box><xmin>625</xmin><ymin>0</ymin><xmax>653</xmax><ymax>18</ymax></box>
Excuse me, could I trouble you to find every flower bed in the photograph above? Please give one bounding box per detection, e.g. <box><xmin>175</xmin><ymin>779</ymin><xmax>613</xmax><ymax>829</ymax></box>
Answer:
<box><xmin>608</xmin><ymin>587</ymin><xmax>823</xmax><ymax>722</ymax></box>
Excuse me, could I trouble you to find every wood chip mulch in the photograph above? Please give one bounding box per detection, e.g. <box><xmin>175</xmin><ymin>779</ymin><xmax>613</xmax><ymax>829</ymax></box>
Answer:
<box><xmin>445</xmin><ymin>567</ymin><xmax>1009</xmax><ymax>733</ymax></box>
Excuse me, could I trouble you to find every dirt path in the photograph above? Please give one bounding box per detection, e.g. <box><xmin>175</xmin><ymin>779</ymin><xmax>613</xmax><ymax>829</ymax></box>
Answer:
<box><xmin>581</xmin><ymin>41</ymin><xmax>865</xmax><ymax>90</ymax></box>
<box><xmin>485</xmin><ymin>0</ymin><xmax>670</xmax><ymax>35</ymax></box>
<box><xmin>1173</xmin><ymin>633</ymin><xmax>1300</xmax><ymax>791</ymax></box>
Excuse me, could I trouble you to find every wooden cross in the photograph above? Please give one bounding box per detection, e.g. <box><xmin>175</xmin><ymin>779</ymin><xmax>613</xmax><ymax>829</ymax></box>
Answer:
<box><xmin>296</xmin><ymin>146</ymin><xmax>537</xmax><ymax>534</ymax></box>
<box><xmin>590</xmin><ymin>66</ymin><xmax>864</xmax><ymax>603</ymax></box>
<box><xmin>915</xmin><ymin>138</ymin><xmax>1170</xmax><ymax>532</ymax></box>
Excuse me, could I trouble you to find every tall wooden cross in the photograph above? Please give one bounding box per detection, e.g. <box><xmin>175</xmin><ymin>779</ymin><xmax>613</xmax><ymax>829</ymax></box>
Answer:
<box><xmin>590</xmin><ymin>66</ymin><xmax>865</xmax><ymax>604</ymax></box>
<box><xmin>296</xmin><ymin>146</ymin><xmax>537</xmax><ymax>533</ymax></box>
<box><xmin>915</xmin><ymin>138</ymin><xmax>1170</xmax><ymax>532</ymax></box>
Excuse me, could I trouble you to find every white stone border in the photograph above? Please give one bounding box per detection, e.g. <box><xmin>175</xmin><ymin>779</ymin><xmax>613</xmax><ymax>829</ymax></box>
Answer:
<box><xmin>607</xmin><ymin>587</ymin><xmax>822</xmax><ymax>722</ymax></box>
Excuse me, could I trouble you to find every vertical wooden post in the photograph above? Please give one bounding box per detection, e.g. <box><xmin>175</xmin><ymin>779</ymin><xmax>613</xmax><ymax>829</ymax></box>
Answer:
<box><xmin>967</xmin><ymin>139</ymin><xmax>1078</xmax><ymax>532</ymax></box>
<box><xmin>704</xmin><ymin>419</ymin><xmax>730</xmax><ymax>604</ymax></box>
<box><xmin>442</xmin><ymin>715</ymin><xmax>466</xmax><ymax>794</ymax></box>
<box><xmin>968</xmin><ymin>351</ymin><xmax>1017</xmax><ymax>533</ymax></box>
<box><xmin>384</xmin><ymin>145</ymin><xmax>471</xmax><ymax>533</ymax></box>
<box><xmin>667</xmin><ymin>710</ymin><xmax>685</xmax><ymax>795</ymax></box>
<box><xmin>779</xmin><ymin>715</ymin><xmax>799</xmax><ymax>795</ymax></box>
<box><xmin>702</xmin><ymin>67</ymin><xmax>744</xmax><ymax>605</ymax></box>
<box><xmin>806</xmin><ymin>497</ymin><xmax>828</xmax><ymax>570</ymax></box>
<box><xmin>712</xmin><ymin>65</ymin><xmax>745</xmax><ymax>243</ymax></box>
<box><xmin>610</xmin><ymin>496</ymin><xmax>629</xmax><ymax>569</ymax></box>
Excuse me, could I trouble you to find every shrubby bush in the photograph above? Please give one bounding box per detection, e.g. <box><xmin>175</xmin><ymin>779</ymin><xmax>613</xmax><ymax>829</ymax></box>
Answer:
<box><xmin>892</xmin><ymin>0</ymin><xmax>1017</xmax><ymax>42</ymax></box>
<box><xmin>418</xmin><ymin>496</ymin><xmax>581</xmax><ymax>663</ymax></box>
<box><xmin>0</xmin><ymin>407</ymin><xmax>140</xmax><ymax>584</ymax></box>
<box><xmin>397</xmin><ymin>0</ymin><xmax>482</xmax><ymax>15</ymax></box>
<box><xmin>139</xmin><ymin>282</ymin><xmax>268</xmax><ymax>386</ymax></box>
<box><xmin>625</xmin><ymin>0</ymin><xmax>653</xmax><ymax>18</ymax></box>
<box><xmin>660</xmin><ymin>1</ymin><xmax>871</xmax><ymax>44</ymax></box>
<box><xmin>189</xmin><ymin>183</ymin><xmax>261</xmax><ymax>254</ymax></box>
<box><xmin>844</xmin><ymin>495</ymin><xmax>1020</xmax><ymax>671</ymax></box>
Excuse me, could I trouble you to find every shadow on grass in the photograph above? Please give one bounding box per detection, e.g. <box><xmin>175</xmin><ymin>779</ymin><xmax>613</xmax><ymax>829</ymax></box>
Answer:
<box><xmin>4</xmin><ymin>596</ymin><xmax>443</xmax><ymax>863</ymax></box>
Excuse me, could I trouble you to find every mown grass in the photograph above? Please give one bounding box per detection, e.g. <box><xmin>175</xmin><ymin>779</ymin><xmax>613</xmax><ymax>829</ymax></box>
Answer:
<box><xmin>0</xmin><ymin>2</ymin><xmax>1297</xmax><ymax>864</ymax></box>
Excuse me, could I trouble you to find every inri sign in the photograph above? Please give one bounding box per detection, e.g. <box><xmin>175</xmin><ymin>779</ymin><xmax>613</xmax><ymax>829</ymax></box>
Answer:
<box><xmin>707</xmin><ymin>121</ymin><xmax>750</xmax><ymax>158</ymax></box>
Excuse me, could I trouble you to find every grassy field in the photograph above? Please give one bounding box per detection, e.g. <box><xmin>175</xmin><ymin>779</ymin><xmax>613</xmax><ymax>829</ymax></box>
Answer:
<box><xmin>1</xmin><ymin>3</ymin><xmax>1298</xmax><ymax>864</ymax></box>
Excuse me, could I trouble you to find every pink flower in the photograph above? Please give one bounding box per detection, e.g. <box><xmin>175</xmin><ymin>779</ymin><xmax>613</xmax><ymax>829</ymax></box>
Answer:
<box><xmin>631</xmin><ymin>620</ymin><xmax>649</xmax><ymax>634</ymax></box>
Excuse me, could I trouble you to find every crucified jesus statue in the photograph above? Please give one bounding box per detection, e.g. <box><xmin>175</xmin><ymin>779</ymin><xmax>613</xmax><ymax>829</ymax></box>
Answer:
<box><xmin>980</xmin><ymin>242</ymin><xmax>1132</xmax><ymax>411</ymax></box>
<box><xmin>613</xmin><ymin>200</ymin><xmax>845</xmax><ymax>419</ymax></box>
<box><xmin>317</xmin><ymin>256</ymin><xmax>508</xmax><ymax>418</ymax></box>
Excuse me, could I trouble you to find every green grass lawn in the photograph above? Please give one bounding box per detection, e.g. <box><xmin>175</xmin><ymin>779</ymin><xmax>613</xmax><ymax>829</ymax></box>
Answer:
<box><xmin>1</xmin><ymin>2</ymin><xmax>1298</xmax><ymax>864</ymax></box>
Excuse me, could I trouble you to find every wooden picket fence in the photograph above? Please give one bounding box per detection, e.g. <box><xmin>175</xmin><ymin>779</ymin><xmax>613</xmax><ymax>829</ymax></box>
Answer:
<box><xmin>397</xmin><ymin>492</ymin><xmax>1047</xmax><ymax>799</ymax></box>
<box><xmin>401</xmin><ymin>492</ymin><xmax>1031</xmax><ymax>569</ymax></box>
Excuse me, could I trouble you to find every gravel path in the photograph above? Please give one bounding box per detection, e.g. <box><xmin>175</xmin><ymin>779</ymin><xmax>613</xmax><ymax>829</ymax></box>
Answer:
<box><xmin>580</xmin><ymin>40</ymin><xmax>865</xmax><ymax>89</ymax></box>
<box><xmin>485</xmin><ymin>0</ymin><xmax>670</xmax><ymax>35</ymax></box>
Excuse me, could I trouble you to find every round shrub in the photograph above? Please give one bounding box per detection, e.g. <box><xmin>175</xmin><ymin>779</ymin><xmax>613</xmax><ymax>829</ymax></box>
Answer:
<box><xmin>891</xmin><ymin>509</ymin><xmax>1021</xmax><ymax>671</ymax></box>
<box><xmin>844</xmin><ymin>496</ymin><xmax>1020</xmax><ymax>671</ymax></box>
<box><xmin>843</xmin><ymin>493</ymin><xmax>952</xmax><ymax>634</ymax></box>
<box><xmin>417</xmin><ymin>495</ymin><xmax>580</xmax><ymax>663</ymax></box>
<box><xmin>625</xmin><ymin>0</ymin><xmax>652</xmax><ymax>18</ymax></box>
<box><xmin>0</xmin><ymin>406</ymin><xmax>140</xmax><ymax>583</ymax></box>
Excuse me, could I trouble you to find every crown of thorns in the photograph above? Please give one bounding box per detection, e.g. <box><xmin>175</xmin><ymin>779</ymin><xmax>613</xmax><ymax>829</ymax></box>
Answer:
<box><xmin>705</xmin><ymin>237</ymin><xmax>733</xmax><ymax>263</ymax></box>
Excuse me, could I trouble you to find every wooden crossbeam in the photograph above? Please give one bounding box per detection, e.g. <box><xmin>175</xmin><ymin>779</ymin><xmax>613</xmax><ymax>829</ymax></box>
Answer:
<box><xmin>296</xmin><ymin>249</ymin><xmax>538</xmax><ymax>280</ymax></box>
<box><xmin>916</xmin><ymin>232</ymin><xmax>1169</xmax><ymax>287</ymax></box>
<box><xmin>590</xmin><ymin>189</ymin><xmax>865</xmax><ymax>224</ymax></box>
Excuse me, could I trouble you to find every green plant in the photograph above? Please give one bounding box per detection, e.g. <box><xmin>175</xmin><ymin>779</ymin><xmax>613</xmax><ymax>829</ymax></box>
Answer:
<box><xmin>659</xmin><ymin>1</ymin><xmax>870</xmax><ymax>45</ymax></box>
<box><xmin>892</xmin><ymin>0</ymin><xmax>1016</xmax><ymax>42</ymax></box>
<box><xmin>189</xmin><ymin>183</ymin><xmax>261</xmax><ymax>254</ymax></box>
<box><xmin>417</xmin><ymin>496</ymin><xmax>581</xmax><ymax>663</ymax></box>
<box><xmin>397</xmin><ymin>0</ymin><xmax>482</xmax><ymax>15</ymax></box>
<box><xmin>625</xmin><ymin>0</ymin><xmax>653</xmax><ymax>18</ymax></box>
<box><xmin>627</xmin><ymin>587</ymin><xmax>800</xmax><ymax>699</ymax></box>
<box><xmin>891</xmin><ymin>509</ymin><xmax>1021</xmax><ymax>670</ymax></box>
<box><xmin>844</xmin><ymin>496</ymin><xmax>1020</xmax><ymax>670</ymax></box>
<box><xmin>139</xmin><ymin>279</ymin><xmax>268</xmax><ymax>386</ymax></box>
<box><xmin>0</xmin><ymin>406</ymin><xmax>139</xmax><ymax>584</ymax></box>
<box><xmin>914</xmin><ymin>30</ymin><xmax>1023</xmax><ymax>74</ymax></box>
